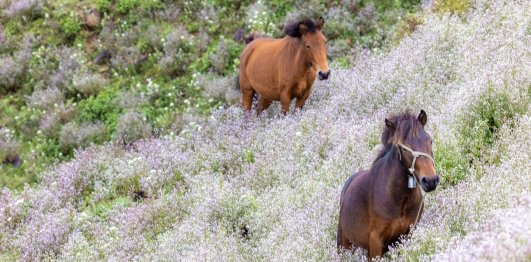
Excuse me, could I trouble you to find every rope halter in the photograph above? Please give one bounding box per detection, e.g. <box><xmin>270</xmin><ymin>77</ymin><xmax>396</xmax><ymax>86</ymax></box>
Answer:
<box><xmin>397</xmin><ymin>143</ymin><xmax>434</xmax><ymax>176</ymax></box>
<box><xmin>397</xmin><ymin>143</ymin><xmax>436</xmax><ymax>228</ymax></box>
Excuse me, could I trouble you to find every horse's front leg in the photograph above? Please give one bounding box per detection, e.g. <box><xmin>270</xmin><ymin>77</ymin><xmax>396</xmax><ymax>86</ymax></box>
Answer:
<box><xmin>369</xmin><ymin>231</ymin><xmax>384</xmax><ymax>260</ymax></box>
<box><xmin>257</xmin><ymin>96</ymin><xmax>273</xmax><ymax>114</ymax></box>
<box><xmin>295</xmin><ymin>86</ymin><xmax>312</xmax><ymax>110</ymax></box>
<box><xmin>280</xmin><ymin>91</ymin><xmax>292</xmax><ymax>115</ymax></box>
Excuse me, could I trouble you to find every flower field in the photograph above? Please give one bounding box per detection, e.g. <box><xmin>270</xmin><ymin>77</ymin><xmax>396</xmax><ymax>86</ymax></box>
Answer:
<box><xmin>0</xmin><ymin>0</ymin><xmax>422</xmax><ymax>189</ymax></box>
<box><xmin>2</xmin><ymin>0</ymin><xmax>531</xmax><ymax>261</ymax></box>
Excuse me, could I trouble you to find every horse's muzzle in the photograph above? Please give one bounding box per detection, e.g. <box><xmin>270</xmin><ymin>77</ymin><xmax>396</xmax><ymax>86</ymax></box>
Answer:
<box><xmin>318</xmin><ymin>70</ymin><xmax>331</xmax><ymax>80</ymax></box>
<box><xmin>420</xmin><ymin>175</ymin><xmax>440</xmax><ymax>192</ymax></box>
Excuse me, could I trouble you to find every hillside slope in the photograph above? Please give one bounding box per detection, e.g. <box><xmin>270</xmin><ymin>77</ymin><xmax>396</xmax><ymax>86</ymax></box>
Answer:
<box><xmin>0</xmin><ymin>0</ymin><xmax>425</xmax><ymax>189</ymax></box>
<box><xmin>2</xmin><ymin>0</ymin><xmax>531</xmax><ymax>260</ymax></box>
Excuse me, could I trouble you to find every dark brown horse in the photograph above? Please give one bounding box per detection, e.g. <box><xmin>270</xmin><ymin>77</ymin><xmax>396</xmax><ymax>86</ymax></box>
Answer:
<box><xmin>239</xmin><ymin>17</ymin><xmax>330</xmax><ymax>114</ymax></box>
<box><xmin>337</xmin><ymin>110</ymin><xmax>440</xmax><ymax>260</ymax></box>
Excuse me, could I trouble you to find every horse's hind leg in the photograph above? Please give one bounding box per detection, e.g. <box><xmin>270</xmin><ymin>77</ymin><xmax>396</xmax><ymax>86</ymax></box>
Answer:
<box><xmin>239</xmin><ymin>71</ymin><xmax>255</xmax><ymax>112</ymax></box>
<box><xmin>337</xmin><ymin>222</ymin><xmax>344</xmax><ymax>250</ymax></box>
<box><xmin>337</xmin><ymin>222</ymin><xmax>352</xmax><ymax>252</ymax></box>
<box><xmin>257</xmin><ymin>96</ymin><xmax>273</xmax><ymax>114</ymax></box>
<box><xmin>242</xmin><ymin>88</ymin><xmax>255</xmax><ymax>112</ymax></box>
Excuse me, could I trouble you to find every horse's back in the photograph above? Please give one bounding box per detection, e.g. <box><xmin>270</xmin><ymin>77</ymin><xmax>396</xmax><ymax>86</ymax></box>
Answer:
<box><xmin>243</xmin><ymin>38</ymin><xmax>283</xmax><ymax>68</ymax></box>
<box><xmin>240</xmin><ymin>38</ymin><xmax>279</xmax><ymax>62</ymax></box>
<box><xmin>246</xmin><ymin>37</ymin><xmax>277</xmax><ymax>47</ymax></box>
<box><xmin>340</xmin><ymin>170</ymin><xmax>367</xmax><ymax>204</ymax></box>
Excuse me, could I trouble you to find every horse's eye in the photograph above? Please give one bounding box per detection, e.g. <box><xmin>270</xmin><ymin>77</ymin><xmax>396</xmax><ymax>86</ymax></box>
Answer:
<box><xmin>306</xmin><ymin>45</ymin><xmax>310</xmax><ymax>48</ymax></box>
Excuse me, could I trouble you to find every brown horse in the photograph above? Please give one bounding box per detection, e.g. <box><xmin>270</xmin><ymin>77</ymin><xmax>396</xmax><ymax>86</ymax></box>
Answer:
<box><xmin>239</xmin><ymin>17</ymin><xmax>330</xmax><ymax>114</ymax></box>
<box><xmin>337</xmin><ymin>110</ymin><xmax>440</xmax><ymax>260</ymax></box>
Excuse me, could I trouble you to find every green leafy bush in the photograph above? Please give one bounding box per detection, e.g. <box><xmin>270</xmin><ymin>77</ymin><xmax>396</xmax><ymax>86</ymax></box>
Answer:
<box><xmin>116</xmin><ymin>0</ymin><xmax>139</xmax><ymax>13</ymax></box>
<box><xmin>60</xmin><ymin>16</ymin><xmax>81</xmax><ymax>37</ymax></box>
<box><xmin>96</xmin><ymin>0</ymin><xmax>112</xmax><ymax>12</ymax></box>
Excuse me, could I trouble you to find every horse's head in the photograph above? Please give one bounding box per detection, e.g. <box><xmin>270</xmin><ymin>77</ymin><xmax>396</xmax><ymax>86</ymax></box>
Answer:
<box><xmin>384</xmin><ymin>110</ymin><xmax>439</xmax><ymax>192</ymax></box>
<box><xmin>297</xmin><ymin>17</ymin><xmax>330</xmax><ymax>80</ymax></box>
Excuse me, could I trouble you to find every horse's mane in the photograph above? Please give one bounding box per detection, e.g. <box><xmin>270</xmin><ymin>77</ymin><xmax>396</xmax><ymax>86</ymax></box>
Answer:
<box><xmin>285</xmin><ymin>19</ymin><xmax>317</xmax><ymax>38</ymax></box>
<box><xmin>371</xmin><ymin>111</ymin><xmax>422</xmax><ymax>168</ymax></box>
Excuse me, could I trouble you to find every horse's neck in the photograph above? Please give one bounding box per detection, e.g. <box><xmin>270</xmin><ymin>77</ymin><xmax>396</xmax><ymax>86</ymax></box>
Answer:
<box><xmin>375</xmin><ymin>148</ymin><xmax>419</xmax><ymax>201</ymax></box>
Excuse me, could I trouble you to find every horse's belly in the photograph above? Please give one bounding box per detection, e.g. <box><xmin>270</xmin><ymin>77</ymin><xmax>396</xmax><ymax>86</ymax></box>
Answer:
<box><xmin>246</xmin><ymin>52</ymin><xmax>281</xmax><ymax>101</ymax></box>
<box><xmin>248</xmin><ymin>75</ymin><xmax>280</xmax><ymax>101</ymax></box>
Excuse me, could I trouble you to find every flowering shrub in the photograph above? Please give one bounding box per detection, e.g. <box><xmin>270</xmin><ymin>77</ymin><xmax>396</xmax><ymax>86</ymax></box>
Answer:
<box><xmin>198</xmin><ymin>5</ymin><xmax>219</xmax><ymax>33</ymax></box>
<box><xmin>196</xmin><ymin>72</ymin><xmax>240</xmax><ymax>104</ymax></box>
<box><xmin>208</xmin><ymin>37</ymin><xmax>240</xmax><ymax>75</ymax></box>
<box><xmin>326</xmin><ymin>39</ymin><xmax>352</xmax><ymax>59</ymax></box>
<box><xmin>71</xmin><ymin>71</ymin><xmax>108</xmax><ymax>97</ymax></box>
<box><xmin>116</xmin><ymin>90</ymin><xmax>148</xmax><ymax>109</ymax></box>
<box><xmin>0</xmin><ymin>128</ymin><xmax>21</xmax><ymax>160</ymax></box>
<box><xmin>115</xmin><ymin>110</ymin><xmax>152</xmax><ymax>141</ymax></box>
<box><xmin>281</xmin><ymin>0</ymin><xmax>327</xmax><ymax>37</ymax></box>
<box><xmin>0</xmin><ymin>33</ymin><xmax>34</xmax><ymax>90</ymax></box>
<box><xmin>355</xmin><ymin>2</ymin><xmax>381</xmax><ymax>35</ymax></box>
<box><xmin>324</xmin><ymin>6</ymin><xmax>357</xmax><ymax>39</ymax></box>
<box><xmin>39</xmin><ymin>114</ymin><xmax>61</xmax><ymax>137</ymax></box>
<box><xmin>158</xmin><ymin>26</ymin><xmax>198</xmax><ymax>76</ymax></box>
<box><xmin>60</xmin><ymin>121</ymin><xmax>106</xmax><ymax>150</ymax></box>
<box><xmin>156</xmin><ymin>4</ymin><xmax>180</xmax><ymax>23</ymax></box>
<box><xmin>2</xmin><ymin>0</ymin><xmax>44</xmax><ymax>19</ymax></box>
<box><xmin>245</xmin><ymin>0</ymin><xmax>276</xmax><ymax>36</ymax></box>
<box><xmin>433</xmin><ymin>194</ymin><xmax>531</xmax><ymax>261</ymax></box>
<box><xmin>48</xmin><ymin>46</ymin><xmax>81</xmax><ymax>90</ymax></box>
<box><xmin>26</xmin><ymin>87</ymin><xmax>64</xmax><ymax>112</ymax></box>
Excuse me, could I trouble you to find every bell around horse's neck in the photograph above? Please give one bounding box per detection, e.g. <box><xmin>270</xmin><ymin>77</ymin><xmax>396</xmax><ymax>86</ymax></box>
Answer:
<box><xmin>384</xmin><ymin>146</ymin><xmax>418</xmax><ymax>197</ymax></box>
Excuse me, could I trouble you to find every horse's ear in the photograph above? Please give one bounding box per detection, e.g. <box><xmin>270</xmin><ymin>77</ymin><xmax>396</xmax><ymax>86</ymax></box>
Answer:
<box><xmin>418</xmin><ymin>110</ymin><xmax>427</xmax><ymax>126</ymax></box>
<box><xmin>385</xmin><ymin>119</ymin><xmax>397</xmax><ymax>133</ymax></box>
<box><xmin>316</xmin><ymin>17</ymin><xmax>324</xmax><ymax>31</ymax></box>
<box><xmin>299</xmin><ymin>23</ymin><xmax>308</xmax><ymax>35</ymax></box>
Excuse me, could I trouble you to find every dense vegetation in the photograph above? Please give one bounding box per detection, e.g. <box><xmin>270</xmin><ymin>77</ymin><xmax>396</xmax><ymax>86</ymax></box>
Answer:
<box><xmin>4</xmin><ymin>0</ymin><xmax>531</xmax><ymax>259</ymax></box>
<box><xmin>8</xmin><ymin>0</ymin><xmax>531</xmax><ymax>261</ymax></box>
<box><xmin>0</xmin><ymin>0</ymin><xmax>440</xmax><ymax>189</ymax></box>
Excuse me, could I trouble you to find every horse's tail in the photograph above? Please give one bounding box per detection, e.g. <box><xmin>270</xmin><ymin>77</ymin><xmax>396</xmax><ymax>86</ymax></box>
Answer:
<box><xmin>235</xmin><ymin>74</ymin><xmax>240</xmax><ymax>90</ymax></box>
<box><xmin>243</xmin><ymin>31</ymin><xmax>269</xmax><ymax>45</ymax></box>
<box><xmin>337</xmin><ymin>174</ymin><xmax>356</xmax><ymax>250</ymax></box>
<box><xmin>340</xmin><ymin>176</ymin><xmax>353</xmax><ymax>203</ymax></box>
